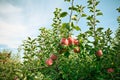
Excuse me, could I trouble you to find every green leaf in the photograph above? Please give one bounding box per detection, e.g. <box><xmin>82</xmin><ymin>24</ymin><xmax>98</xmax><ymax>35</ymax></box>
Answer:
<box><xmin>74</xmin><ymin>26</ymin><xmax>81</xmax><ymax>31</ymax></box>
<box><xmin>88</xmin><ymin>7</ymin><xmax>93</xmax><ymax>9</ymax></box>
<box><xmin>96</xmin><ymin>20</ymin><xmax>100</xmax><ymax>23</ymax></box>
<box><xmin>87</xmin><ymin>22</ymin><xmax>92</xmax><ymax>26</ymax></box>
<box><xmin>69</xmin><ymin>6</ymin><xmax>77</xmax><ymax>11</ymax></box>
<box><xmin>117</xmin><ymin>16</ymin><xmax>120</xmax><ymax>23</ymax></box>
<box><xmin>60</xmin><ymin>12</ymin><xmax>68</xmax><ymax>17</ymax></box>
<box><xmin>95</xmin><ymin>1</ymin><xmax>100</xmax><ymax>6</ymax></box>
<box><xmin>87</xmin><ymin>16</ymin><xmax>92</xmax><ymax>20</ymax></box>
<box><xmin>28</xmin><ymin>37</ymin><xmax>31</xmax><ymax>40</ymax></box>
<box><xmin>23</xmin><ymin>56</ymin><xmax>29</xmax><ymax>59</ymax></box>
<box><xmin>96</xmin><ymin>9</ymin><xmax>100</xmax><ymax>12</ymax></box>
<box><xmin>71</xmin><ymin>22</ymin><xmax>74</xmax><ymax>27</ymax></box>
<box><xmin>71</xmin><ymin>22</ymin><xmax>81</xmax><ymax>31</ymax></box>
<box><xmin>64</xmin><ymin>51</ymin><xmax>70</xmax><ymax>57</ymax></box>
<box><xmin>90</xmin><ymin>9</ymin><xmax>94</xmax><ymax>12</ymax></box>
<box><xmin>116</xmin><ymin>7</ymin><xmax>120</xmax><ymax>12</ymax></box>
<box><xmin>61</xmin><ymin>23</ymin><xmax>70</xmax><ymax>30</ymax></box>
<box><xmin>97</xmin><ymin>12</ymin><xmax>103</xmax><ymax>16</ymax></box>
<box><xmin>86</xmin><ymin>31</ymin><xmax>93</xmax><ymax>36</ymax></box>
<box><xmin>64</xmin><ymin>0</ymin><xmax>70</xmax><ymax>2</ymax></box>
<box><xmin>89</xmin><ymin>27</ymin><xmax>93</xmax><ymax>30</ymax></box>
<box><xmin>87</xmin><ymin>0</ymin><xmax>92</xmax><ymax>5</ymax></box>
<box><xmin>81</xmin><ymin>14</ymin><xmax>87</xmax><ymax>17</ymax></box>
<box><xmin>97</xmin><ymin>27</ymin><xmax>104</xmax><ymax>31</ymax></box>
<box><xmin>31</xmin><ymin>39</ymin><xmax>36</xmax><ymax>43</ymax></box>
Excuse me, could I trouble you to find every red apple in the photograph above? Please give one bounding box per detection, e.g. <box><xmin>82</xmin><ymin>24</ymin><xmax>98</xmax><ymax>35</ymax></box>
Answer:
<box><xmin>46</xmin><ymin>58</ymin><xmax>53</xmax><ymax>66</ymax></box>
<box><xmin>74</xmin><ymin>47</ymin><xmax>80</xmax><ymax>53</ymax></box>
<box><xmin>74</xmin><ymin>39</ymin><xmax>79</xmax><ymax>45</ymax></box>
<box><xmin>107</xmin><ymin>68</ymin><xmax>114</xmax><ymax>73</ymax></box>
<box><xmin>50</xmin><ymin>54</ymin><xmax>57</xmax><ymax>60</ymax></box>
<box><xmin>60</xmin><ymin>38</ymin><xmax>69</xmax><ymax>46</ymax></box>
<box><xmin>96</xmin><ymin>50</ymin><xmax>103</xmax><ymax>57</ymax></box>
<box><xmin>68</xmin><ymin>37</ymin><xmax>74</xmax><ymax>45</ymax></box>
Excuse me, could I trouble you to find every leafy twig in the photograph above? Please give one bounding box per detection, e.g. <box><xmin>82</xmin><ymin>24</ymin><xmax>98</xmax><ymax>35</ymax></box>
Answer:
<box><xmin>69</xmin><ymin>0</ymin><xmax>74</xmax><ymax>23</ymax></box>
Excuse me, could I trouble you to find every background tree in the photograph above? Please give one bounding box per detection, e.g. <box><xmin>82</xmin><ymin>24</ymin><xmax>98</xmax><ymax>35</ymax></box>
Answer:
<box><xmin>0</xmin><ymin>49</ymin><xmax>21</xmax><ymax>80</ymax></box>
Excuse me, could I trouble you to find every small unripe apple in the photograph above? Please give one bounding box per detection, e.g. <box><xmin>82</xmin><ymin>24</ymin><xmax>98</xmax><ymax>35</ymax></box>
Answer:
<box><xmin>74</xmin><ymin>47</ymin><xmax>80</xmax><ymax>53</ymax></box>
<box><xmin>107</xmin><ymin>68</ymin><xmax>114</xmax><ymax>73</ymax></box>
<box><xmin>50</xmin><ymin>54</ymin><xmax>57</xmax><ymax>60</ymax></box>
<box><xmin>74</xmin><ymin>39</ymin><xmax>79</xmax><ymax>45</ymax></box>
<box><xmin>68</xmin><ymin>37</ymin><xmax>74</xmax><ymax>45</ymax></box>
<box><xmin>96</xmin><ymin>50</ymin><xmax>103</xmax><ymax>57</ymax></box>
<box><xmin>46</xmin><ymin>58</ymin><xmax>53</xmax><ymax>66</ymax></box>
<box><xmin>71</xmin><ymin>15</ymin><xmax>77</xmax><ymax>20</ymax></box>
<box><xmin>60</xmin><ymin>38</ymin><xmax>69</xmax><ymax>46</ymax></box>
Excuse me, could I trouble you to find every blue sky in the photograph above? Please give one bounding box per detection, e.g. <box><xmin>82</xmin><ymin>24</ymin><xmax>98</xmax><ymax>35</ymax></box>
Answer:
<box><xmin>0</xmin><ymin>0</ymin><xmax>120</xmax><ymax>52</ymax></box>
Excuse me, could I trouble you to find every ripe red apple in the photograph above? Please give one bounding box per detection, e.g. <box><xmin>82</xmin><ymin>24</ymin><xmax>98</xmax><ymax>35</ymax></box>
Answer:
<box><xmin>74</xmin><ymin>47</ymin><xmax>80</xmax><ymax>53</ymax></box>
<box><xmin>68</xmin><ymin>37</ymin><xmax>74</xmax><ymax>45</ymax></box>
<box><xmin>107</xmin><ymin>68</ymin><xmax>114</xmax><ymax>73</ymax></box>
<box><xmin>50</xmin><ymin>54</ymin><xmax>57</xmax><ymax>60</ymax></box>
<box><xmin>74</xmin><ymin>39</ymin><xmax>79</xmax><ymax>45</ymax></box>
<box><xmin>46</xmin><ymin>58</ymin><xmax>53</xmax><ymax>66</ymax></box>
<box><xmin>60</xmin><ymin>38</ymin><xmax>69</xmax><ymax>46</ymax></box>
<box><xmin>96</xmin><ymin>50</ymin><xmax>103</xmax><ymax>57</ymax></box>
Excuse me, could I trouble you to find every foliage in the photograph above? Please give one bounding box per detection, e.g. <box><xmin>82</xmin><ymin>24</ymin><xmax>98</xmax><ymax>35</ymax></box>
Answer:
<box><xmin>20</xmin><ymin>0</ymin><xmax>120</xmax><ymax>80</ymax></box>
<box><xmin>0</xmin><ymin>0</ymin><xmax>119</xmax><ymax>80</ymax></box>
<box><xmin>0</xmin><ymin>50</ymin><xmax>21</xmax><ymax>80</ymax></box>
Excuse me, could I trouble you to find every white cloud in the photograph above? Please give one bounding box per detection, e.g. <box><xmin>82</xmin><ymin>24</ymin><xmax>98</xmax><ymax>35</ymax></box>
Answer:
<box><xmin>0</xmin><ymin>21</ymin><xmax>28</xmax><ymax>48</ymax></box>
<box><xmin>0</xmin><ymin>0</ymin><xmax>65</xmax><ymax>49</ymax></box>
<box><xmin>0</xmin><ymin>2</ymin><xmax>28</xmax><ymax>48</ymax></box>
<box><xmin>0</xmin><ymin>3</ymin><xmax>22</xmax><ymax>14</ymax></box>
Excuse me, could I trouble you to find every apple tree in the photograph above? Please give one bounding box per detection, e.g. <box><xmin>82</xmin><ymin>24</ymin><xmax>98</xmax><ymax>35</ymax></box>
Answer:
<box><xmin>20</xmin><ymin>0</ymin><xmax>119</xmax><ymax>80</ymax></box>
